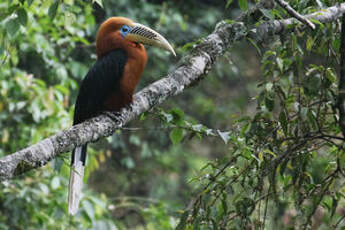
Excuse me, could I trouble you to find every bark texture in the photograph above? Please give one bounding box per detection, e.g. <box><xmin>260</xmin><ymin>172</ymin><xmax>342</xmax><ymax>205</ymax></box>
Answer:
<box><xmin>275</xmin><ymin>0</ymin><xmax>315</xmax><ymax>29</ymax></box>
<box><xmin>1</xmin><ymin>3</ymin><xmax>345</xmax><ymax>181</ymax></box>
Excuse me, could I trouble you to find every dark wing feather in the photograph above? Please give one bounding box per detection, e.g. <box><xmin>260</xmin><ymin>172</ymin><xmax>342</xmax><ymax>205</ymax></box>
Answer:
<box><xmin>69</xmin><ymin>49</ymin><xmax>127</xmax><ymax>214</ymax></box>
<box><xmin>73</xmin><ymin>49</ymin><xmax>127</xmax><ymax>125</ymax></box>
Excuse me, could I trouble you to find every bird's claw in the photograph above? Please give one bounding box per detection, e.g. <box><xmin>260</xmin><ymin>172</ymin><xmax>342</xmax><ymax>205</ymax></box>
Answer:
<box><xmin>103</xmin><ymin>111</ymin><xmax>121</xmax><ymax>121</ymax></box>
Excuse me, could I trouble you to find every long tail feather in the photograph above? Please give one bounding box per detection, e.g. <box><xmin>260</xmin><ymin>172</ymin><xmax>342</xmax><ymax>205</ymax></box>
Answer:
<box><xmin>68</xmin><ymin>144</ymin><xmax>87</xmax><ymax>215</ymax></box>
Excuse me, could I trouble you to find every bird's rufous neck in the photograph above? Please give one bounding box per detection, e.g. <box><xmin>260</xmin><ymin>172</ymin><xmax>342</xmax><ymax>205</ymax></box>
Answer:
<box><xmin>121</xmin><ymin>43</ymin><xmax>147</xmax><ymax>95</ymax></box>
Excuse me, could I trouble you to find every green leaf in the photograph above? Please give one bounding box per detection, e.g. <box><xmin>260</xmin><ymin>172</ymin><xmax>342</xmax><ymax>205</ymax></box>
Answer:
<box><xmin>247</xmin><ymin>37</ymin><xmax>262</xmax><ymax>56</ymax></box>
<box><xmin>276</xmin><ymin>57</ymin><xmax>283</xmax><ymax>72</ymax></box>
<box><xmin>181</xmin><ymin>41</ymin><xmax>196</xmax><ymax>52</ymax></box>
<box><xmin>226</xmin><ymin>0</ymin><xmax>233</xmax><ymax>8</ymax></box>
<box><xmin>326</xmin><ymin>68</ymin><xmax>337</xmax><ymax>83</ymax></box>
<box><xmin>239</xmin><ymin>0</ymin><xmax>248</xmax><ymax>11</ymax></box>
<box><xmin>82</xmin><ymin>200</ymin><xmax>95</xmax><ymax>221</ymax></box>
<box><xmin>140</xmin><ymin>111</ymin><xmax>148</xmax><ymax>120</ymax></box>
<box><xmin>176</xmin><ymin>210</ymin><xmax>189</xmax><ymax>230</ymax></box>
<box><xmin>217</xmin><ymin>130</ymin><xmax>230</xmax><ymax>144</ymax></box>
<box><xmin>260</xmin><ymin>9</ymin><xmax>274</xmax><ymax>20</ymax></box>
<box><xmin>266</xmin><ymin>82</ymin><xmax>273</xmax><ymax>92</ymax></box>
<box><xmin>17</xmin><ymin>8</ymin><xmax>27</xmax><ymax>26</ymax></box>
<box><xmin>48</xmin><ymin>1</ymin><xmax>59</xmax><ymax>19</ymax></box>
<box><xmin>5</xmin><ymin>18</ymin><xmax>20</xmax><ymax>37</ymax></box>
<box><xmin>55</xmin><ymin>84</ymin><xmax>69</xmax><ymax>94</ymax></box>
<box><xmin>170</xmin><ymin>108</ymin><xmax>185</xmax><ymax>124</ymax></box>
<box><xmin>64</xmin><ymin>12</ymin><xmax>76</xmax><ymax>26</ymax></box>
<box><xmin>51</xmin><ymin>176</ymin><xmax>60</xmax><ymax>190</ymax></box>
<box><xmin>309</xmin><ymin>18</ymin><xmax>324</xmax><ymax>29</ymax></box>
<box><xmin>36</xmin><ymin>212</ymin><xmax>50</xmax><ymax>223</ymax></box>
<box><xmin>279</xmin><ymin>111</ymin><xmax>288</xmax><ymax>135</ymax></box>
<box><xmin>170</xmin><ymin>128</ymin><xmax>183</xmax><ymax>145</ymax></box>
<box><xmin>265</xmin><ymin>95</ymin><xmax>274</xmax><ymax>111</ymax></box>
<box><xmin>39</xmin><ymin>183</ymin><xmax>49</xmax><ymax>195</ymax></box>
<box><xmin>332</xmin><ymin>38</ymin><xmax>341</xmax><ymax>51</ymax></box>
<box><xmin>92</xmin><ymin>0</ymin><xmax>103</xmax><ymax>8</ymax></box>
<box><xmin>306</xmin><ymin>36</ymin><xmax>313</xmax><ymax>51</ymax></box>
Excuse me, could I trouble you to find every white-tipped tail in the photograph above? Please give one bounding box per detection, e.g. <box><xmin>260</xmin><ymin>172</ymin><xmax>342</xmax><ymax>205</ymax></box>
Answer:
<box><xmin>68</xmin><ymin>147</ymin><xmax>85</xmax><ymax>215</ymax></box>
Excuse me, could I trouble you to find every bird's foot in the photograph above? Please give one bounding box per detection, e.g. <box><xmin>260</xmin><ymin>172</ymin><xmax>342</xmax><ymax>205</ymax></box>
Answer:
<box><xmin>103</xmin><ymin>111</ymin><xmax>121</xmax><ymax>122</ymax></box>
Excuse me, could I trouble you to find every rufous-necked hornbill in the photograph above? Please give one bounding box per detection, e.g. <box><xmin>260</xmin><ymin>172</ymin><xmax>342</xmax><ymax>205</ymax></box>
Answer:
<box><xmin>68</xmin><ymin>17</ymin><xmax>175</xmax><ymax>215</ymax></box>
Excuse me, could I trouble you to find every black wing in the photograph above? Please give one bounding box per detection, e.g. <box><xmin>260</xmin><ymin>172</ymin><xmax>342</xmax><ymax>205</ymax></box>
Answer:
<box><xmin>73</xmin><ymin>49</ymin><xmax>127</xmax><ymax>125</ymax></box>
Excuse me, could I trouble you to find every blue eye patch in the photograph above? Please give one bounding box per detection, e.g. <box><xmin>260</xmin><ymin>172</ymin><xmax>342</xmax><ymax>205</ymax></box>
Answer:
<box><xmin>120</xmin><ymin>25</ymin><xmax>132</xmax><ymax>37</ymax></box>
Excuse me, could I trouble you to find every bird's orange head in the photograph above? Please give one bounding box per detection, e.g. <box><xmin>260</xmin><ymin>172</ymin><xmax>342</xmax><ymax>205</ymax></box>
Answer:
<box><xmin>96</xmin><ymin>17</ymin><xmax>175</xmax><ymax>59</ymax></box>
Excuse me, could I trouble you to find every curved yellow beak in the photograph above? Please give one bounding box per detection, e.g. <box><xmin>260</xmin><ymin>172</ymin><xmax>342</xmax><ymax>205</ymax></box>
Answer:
<box><xmin>125</xmin><ymin>23</ymin><xmax>176</xmax><ymax>56</ymax></box>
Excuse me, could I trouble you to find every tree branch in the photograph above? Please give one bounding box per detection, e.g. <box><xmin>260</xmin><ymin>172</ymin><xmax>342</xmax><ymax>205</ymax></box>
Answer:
<box><xmin>275</xmin><ymin>0</ymin><xmax>315</xmax><ymax>29</ymax></box>
<box><xmin>248</xmin><ymin>3</ymin><xmax>345</xmax><ymax>43</ymax></box>
<box><xmin>1</xmin><ymin>3</ymin><xmax>345</xmax><ymax>181</ymax></box>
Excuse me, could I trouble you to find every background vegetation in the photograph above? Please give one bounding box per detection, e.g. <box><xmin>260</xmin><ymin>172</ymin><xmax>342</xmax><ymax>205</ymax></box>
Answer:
<box><xmin>0</xmin><ymin>0</ymin><xmax>344</xmax><ymax>229</ymax></box>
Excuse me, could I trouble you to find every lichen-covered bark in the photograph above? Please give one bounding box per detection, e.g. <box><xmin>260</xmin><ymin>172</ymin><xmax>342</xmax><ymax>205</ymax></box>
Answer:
<box><xmin>1</xmin><ymin>3</ymin><xmax>344</xmax><ymax>181</ymax></box>
<box><xmin>249</xmin><ymin>3</ymin><xmax>345</xmax><ymax>42</ymax></box>
<box><xmin>275</xmin><ymin>0</ymin><xmax>315</xmax><ymax>29</ymax></box>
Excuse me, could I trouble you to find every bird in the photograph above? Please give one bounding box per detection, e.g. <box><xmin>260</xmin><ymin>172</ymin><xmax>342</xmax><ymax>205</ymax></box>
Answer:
<box><xmin>68</xmin><ymin>16</ymin><xmax>175</xmax><ymax>215</ymax></box>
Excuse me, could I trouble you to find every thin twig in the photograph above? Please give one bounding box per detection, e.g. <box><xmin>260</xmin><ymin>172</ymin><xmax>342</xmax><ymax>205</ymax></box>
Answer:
<box><xmin>275</xmin><ymin>0</ymin><xmax>315</xmax><ymax>29</ymax></box>
<box><xmin>262</xmin><ymin>183</ymin><xmax>271</xmax><ymax>229</ymax></box>
<box><xmin>334</xmin><ymin>213</ymin><xmax>345</xmax><ymax>229</ymax></box>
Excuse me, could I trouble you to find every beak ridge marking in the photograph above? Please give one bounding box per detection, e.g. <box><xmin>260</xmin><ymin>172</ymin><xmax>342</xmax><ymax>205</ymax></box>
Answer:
<box><xmin>126</xmin><ymin>22</ymin><xmax>176</xmax><ymax>56</ymax></box>
<box><xmin>131</xmin><ymin>26</ymin><xmax>158</xmax><ymax>40</ymax></box>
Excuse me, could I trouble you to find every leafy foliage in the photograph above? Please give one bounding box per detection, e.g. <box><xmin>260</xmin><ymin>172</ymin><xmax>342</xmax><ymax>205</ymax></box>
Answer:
<box><xmin>175</xmin><ymin>1</ymin><xmax>345</xmax><ymax>229</ymax></box>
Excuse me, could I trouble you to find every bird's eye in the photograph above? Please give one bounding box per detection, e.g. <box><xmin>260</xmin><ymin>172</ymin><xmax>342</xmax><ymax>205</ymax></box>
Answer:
<box><xmin>120</xmin><ymin>25</ymin><xmax>131</xmax><ymax>37</ymax></box>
